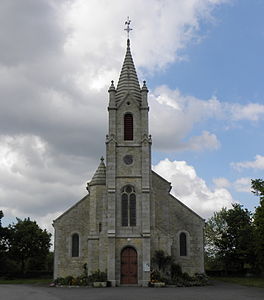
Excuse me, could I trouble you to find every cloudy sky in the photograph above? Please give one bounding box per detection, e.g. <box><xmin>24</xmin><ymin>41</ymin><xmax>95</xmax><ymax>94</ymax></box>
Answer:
<box><xmin>1</xmin><ymin>0</ymin><xmax>264</xmax><ymax>234</ymax></box>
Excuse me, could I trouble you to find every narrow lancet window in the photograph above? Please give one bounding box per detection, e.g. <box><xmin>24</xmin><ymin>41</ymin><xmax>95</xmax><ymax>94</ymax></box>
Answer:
<box><xmin>121</xmin><ymin>185</ymin><xmax>136</xmax><ymax>226</ymax></box>
<box><xmin>72</xmin><ymin>233</ymin><xmax>79</xmax><ymax>257</ymax></box>
<box><xmin>129</xmin><ymin>193</ymin><xmax>136</xmax><ymax>226</ymax></box>
<box><xmin>122</xmin><ymin>193</ymin><xmax>128</xmax><ymax>226</ymax></box>
<box><xmin>124</xmin><ymin>113</ymin><xmax>133</xmax><ymax>140</ymax></box>
<box><xmin>180</xmin><ymin>232</ymin><xmax>187</xmax><ymax>256</ymax></box>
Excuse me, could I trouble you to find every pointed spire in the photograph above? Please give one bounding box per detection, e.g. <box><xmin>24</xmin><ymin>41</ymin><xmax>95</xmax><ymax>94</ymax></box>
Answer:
<box><xmin>115</xmin><ymin>39</ymin><xmax>141</xmax><ymax>104</ymax></box>
<box><xmin>89</xmin><ymin>157</ymin><xmax>106</xmax><ymax>186</ymax></box>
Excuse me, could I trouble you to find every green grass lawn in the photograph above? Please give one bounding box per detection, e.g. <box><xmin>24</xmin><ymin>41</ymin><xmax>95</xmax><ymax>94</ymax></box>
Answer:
<box><xmin>213</xmin><ymin>277</ymin><xmax>264</xmax><ymax>288</ymax></box>
<box><xmin>0</xmin><ymin>278</ymin><xmax>52</xmax><ymax>285</ymax></box>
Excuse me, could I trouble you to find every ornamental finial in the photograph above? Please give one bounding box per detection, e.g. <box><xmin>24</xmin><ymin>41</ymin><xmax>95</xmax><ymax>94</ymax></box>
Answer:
<box><xmin>124</xmin><ymin>17</ymin><xmax>132</xmax><ymax>39</ymax></box>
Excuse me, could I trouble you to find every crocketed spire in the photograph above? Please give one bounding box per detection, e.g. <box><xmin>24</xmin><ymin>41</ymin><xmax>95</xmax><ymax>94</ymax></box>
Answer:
<box><xmin>89</xmin><ymin>157</ymin><xmax>106</xmax><ymax>186</ymax></box>
<box><xmin>115</xmin><ymin>39</ymin><xmax>141</xmax><ymax>105</ymax></box>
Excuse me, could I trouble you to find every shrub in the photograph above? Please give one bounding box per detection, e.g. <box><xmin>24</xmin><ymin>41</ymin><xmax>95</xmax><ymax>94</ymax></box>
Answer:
<box><xmin>89</xmin><ymin>270</ymin><xmax>107</xmax><ymax>282</ymax></box>
<box><xmin>171</xmin><ymin>263</ymin><xmax>182</xmax><ymax>279</ymax></box>
<box><xmin>53</xmin><ymin>269</ymin><xmax>107</xmax><ymax>286</ymax></box>
<box><xmin>150</xmin><ymin>250</ymin><xmax>209</xmax><ymax>287</ymax></box>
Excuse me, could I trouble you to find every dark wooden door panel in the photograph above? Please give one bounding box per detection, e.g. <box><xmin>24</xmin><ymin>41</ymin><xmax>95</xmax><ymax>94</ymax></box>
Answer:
<box><xmin>121</xmin><ymin>247</ymin><xmax>138</xmax><ymax>284</ymax></box>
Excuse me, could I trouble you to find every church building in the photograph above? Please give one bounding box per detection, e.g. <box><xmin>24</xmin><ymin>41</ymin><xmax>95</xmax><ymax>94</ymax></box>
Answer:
<box><xmin>53</xmin><ymin>33</ymin><xmax>204</xmax><ymax>287</ymax></box>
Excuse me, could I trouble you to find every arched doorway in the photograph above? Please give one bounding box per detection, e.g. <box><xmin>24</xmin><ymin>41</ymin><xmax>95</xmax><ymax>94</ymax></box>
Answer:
<box><xmin>120</xmin><ymin>247</ymin><xmax>138</xmax><ymax>284</ymax></box>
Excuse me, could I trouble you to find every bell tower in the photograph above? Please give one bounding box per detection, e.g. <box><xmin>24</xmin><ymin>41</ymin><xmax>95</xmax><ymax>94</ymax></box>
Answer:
<box><xmin>106</xmin><ymin>25</ymin><xmax>152</xmax><ymax>286</ymax></box>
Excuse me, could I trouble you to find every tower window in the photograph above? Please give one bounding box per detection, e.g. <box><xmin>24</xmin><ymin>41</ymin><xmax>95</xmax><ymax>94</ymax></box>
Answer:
<box><xmin>179</xmin><ymin>232</ymin><xmax>187</xmax><ymax>256</ymax></box>
<box><xmin>129</xmin><ymin>193</ymin><xmax>136</xmax><ymax>226</ymax></box>
<box><xmin>124</xmin><ymin>113</ymin><xmax>133</xmax><ymax>140</ymax></box>
<box><xmin>71</xmin><ymin>233</ymin><xmax>79</xmax><ymax>257</ymax></box>
<box><xmin>121</xmin><ymin>193</ymin><xmax>128</xmax><ymax>226</ymax></box>
<box><xmin>121</xmin><ymin>185</ymin><xmax>136</xmax><ymax>226</ymax></box>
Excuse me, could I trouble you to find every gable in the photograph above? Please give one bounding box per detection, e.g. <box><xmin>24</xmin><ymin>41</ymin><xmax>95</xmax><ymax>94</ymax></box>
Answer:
<box><xmin>53</xmin><ymin>194</ymin><xmax>89</xmax><ymax>226</ymax></box>
<box><xmin>151</xmin><ymin>170</ymin><xmax>204</xmax><ymax>223</ymax></box>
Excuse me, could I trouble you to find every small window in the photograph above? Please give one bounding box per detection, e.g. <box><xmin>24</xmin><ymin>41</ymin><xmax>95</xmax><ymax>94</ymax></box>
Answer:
<box><xmin>72</xmin><ymin>233</ymin><xmax>79</xmax><ymax>257</ymax></box>
<box><xmin>124</xmin><ymin>113</ymin><xmax>133</xmax><ymax>140</ymax></box>
<box><xmin>180</xmin><ymin>232</ymin><xmax>187</xmax><ymax>256</ymax></box>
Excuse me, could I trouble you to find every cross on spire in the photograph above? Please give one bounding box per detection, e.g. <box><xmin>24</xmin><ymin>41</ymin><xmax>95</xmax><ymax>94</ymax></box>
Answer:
<box><xmin>124</xmin><ymin>17</ymin><xmax>132</xmax><ymax>39</ymax></box>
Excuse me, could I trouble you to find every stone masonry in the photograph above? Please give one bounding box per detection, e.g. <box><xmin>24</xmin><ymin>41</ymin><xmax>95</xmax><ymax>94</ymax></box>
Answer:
<box><xmin>53</xmin><ymin>38</ymin><xmax>205</xmax><ymax>286</ymax></box>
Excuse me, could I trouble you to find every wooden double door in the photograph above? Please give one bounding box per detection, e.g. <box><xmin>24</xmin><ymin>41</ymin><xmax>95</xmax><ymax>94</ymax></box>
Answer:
<box><xmin>120</xmin><ymin>247</ymin><xmax>138</xmax><ymax>284</ymax></box>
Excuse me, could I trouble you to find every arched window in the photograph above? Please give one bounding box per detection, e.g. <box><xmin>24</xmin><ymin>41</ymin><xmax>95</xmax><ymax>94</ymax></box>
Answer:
<box><xmin>129</xmin><ymin>193</ymin><xmax>136</xmax><ymax>226</ymax></box>
<box><xmin>124</xmin><ymin>113</ymin><xmax>133</xmax><ymax>140</ymax></box>
<box><xmin>121</xmin><ymin>193</ymin><xmax>128</xmax><ymax>226</ymax></box>
<box><xmin>179</xmin><ymin>232</ymin><xmax>187</xmax><ymax>256</ymax></box>
<box><xmin>72</xmin><ymin>233</ymin><xmax>79</xmax><ymax>257</ymax></box>
<box><xmin>121</xmin><ymin>185</ymin><xmax>136</xmax><ymax>226</ymax></box>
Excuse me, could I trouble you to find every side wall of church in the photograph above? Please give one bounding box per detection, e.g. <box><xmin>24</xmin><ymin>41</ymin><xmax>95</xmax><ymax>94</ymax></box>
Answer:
<box><xmin>168</xmin><ymin>195</ymin><xmax>205</xmax><ymax>275</ymax></box>
<box><xmin>151</xmin><ymin>172</ymin><xmax>205</xmax><ymax>275</ymax></box>
<box><xmin>53</xmin><ymin>196</ymin><xmax>90</xmax><ymax>278</ymax></box>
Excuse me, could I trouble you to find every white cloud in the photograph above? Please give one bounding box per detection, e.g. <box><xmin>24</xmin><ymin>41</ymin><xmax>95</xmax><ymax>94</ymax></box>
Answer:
<box><xmin>149</xmin><ymin>85</ymin><xmax>264</xmax><ymax>152</ymax></box>
<box><xmin>61</xmin><ymin>0</ymin><xmax>230</xmax><ymax>73</ymax></box>
<box><xmin>0</xmin><ymin>0</ymin><xmax>261</xmax><ymax>233</ymax></box>
<box><xmin>213</xmin><ymin>177</ymin><xmax>231</xmax><ymax>188</ymax></box>
<box><xmin>150</xmin><ymin>86</ymin><xmax>222</xmax><ymax>151</ymax></box>
<box><xmin>231</xmin><ymin>155</ymin><xmax>264</xmax><ymax>170</ymax></box>
<box><xmin>153</xmin><ymin>159</ymin><xmax>233</xmax><ymax>218</ymax></box>
<box><xmin>231</xmin><ymin>103</ymin><xmax>264</xmax><ymax>121</ymax></box>
<box><xmin>213</xmin><ymin>176</ymin><xmax>252</xmax><ymax>193</ymax></box>
<box><xmin>181</xmin><ymin>131</ymin><xmax>220</xmax><ymax>151</ymax></box>
<box><xmin>0</xmin><ymin>134</ymin><xmax>97</xmax><ymax>231</ymax></box>
<box><xmin>233</xmin><ymin>177</ymin><xmax>251</xmax><ymax>193</ymax></box>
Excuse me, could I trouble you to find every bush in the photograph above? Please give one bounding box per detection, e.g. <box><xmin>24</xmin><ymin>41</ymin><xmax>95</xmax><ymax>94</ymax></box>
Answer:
<box><xmin>89</xmin><ymin>270</ymin><xmax>107</xmax><ymax>282</ymax></box>
<box><xmin>171</xmin><ymin>263</ymin><xmax>182</xmax><ymax>279</ymax></box>
<box><xmin>53</xmin><ymin>269</ymin><xmax>107</xmax><ymax>286</ymax></box>
<box><xmin>150</xmin><ymin>250</ymin><xmax>209</xmax><ymax>287</ymax></box>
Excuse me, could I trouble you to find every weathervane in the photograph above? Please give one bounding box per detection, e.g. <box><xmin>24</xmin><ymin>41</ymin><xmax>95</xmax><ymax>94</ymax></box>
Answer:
<box><xmin>124</xmin><ymin>17</ymin><xmax>132</xmax><ymax>39</ymax></box>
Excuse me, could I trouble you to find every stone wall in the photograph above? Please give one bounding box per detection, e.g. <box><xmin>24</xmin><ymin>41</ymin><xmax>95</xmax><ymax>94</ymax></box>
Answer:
<box><xmin>151</xmin><ymin>171</ymin><xmax>205</xmax><ymax>275</ymax></box>
<box><xmin>53</xmin><ymin>195</ymin><xmax>90</xmax><ymax>278</ymax></box>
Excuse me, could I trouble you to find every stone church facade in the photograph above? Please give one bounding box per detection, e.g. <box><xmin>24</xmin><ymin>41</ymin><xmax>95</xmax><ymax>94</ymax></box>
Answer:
<box><xmin>53</xmin><ymin>39</ymin><xmax>204</xmax><ymax>286</ymax></box>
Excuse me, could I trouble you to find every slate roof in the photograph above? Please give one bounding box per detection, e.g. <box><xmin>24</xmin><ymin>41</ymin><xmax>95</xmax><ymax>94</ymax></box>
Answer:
<box><xmin>115</xmin><ymin>39</ymin><xmax>141</xmax><ymax>105</ymax></box>
<box><xmin>89</xmin><ymin>157</ymin><xmax>106</xmax><ymax>186</ymax></box>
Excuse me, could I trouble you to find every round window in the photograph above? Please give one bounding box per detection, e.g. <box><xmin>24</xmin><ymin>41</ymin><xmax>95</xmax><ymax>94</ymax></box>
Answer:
<box><xmin>123</xmin><ymin>155</ymin><xmax>133</xmax><ymax>165</ymax></box>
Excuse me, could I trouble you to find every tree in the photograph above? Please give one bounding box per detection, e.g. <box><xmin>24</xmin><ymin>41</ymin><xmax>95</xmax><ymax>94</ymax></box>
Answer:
<box><xmin>0</xmin><ymin>210</ymin><xmax>3</xmax><ymax>227</ymax></box>
<box><xmin>224</xmin><ymin>204</ymin><xmax>254</xmax><ymax>272</ymax></box>
<box><xmin>0</xmin><ymin>211</ymin><xmax>9</xmax><ymax>253</ymax></box>
<box><xmin>251</xmin><ymin>179</ymin><xmax>264</xmax><ymax>200</ymax></box>
<box><xmin>205</xmin><ymin>204</ymin><xmax>254</xmax><ymax>274</ymax></box>
<box><xmin>251</xmin><ymin>179</ymin><xmax>264</xmax><ymax>273</ymax></box>
<box><xmin>204</xmin><ymin>208</ymin><xmax>228</xmax><ymax>272</ymax></box>
<box><xmin>9</xmin><ymin>218</ymin><xmax>51</xmax><ymax>274</ymax></box>
<box><xmin>0</xmin><ymin>211</ymin><xmax>12</xmax><ymax>275</ymax></box>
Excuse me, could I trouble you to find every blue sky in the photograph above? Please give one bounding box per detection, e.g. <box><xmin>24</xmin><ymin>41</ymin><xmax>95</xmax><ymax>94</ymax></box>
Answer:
<box><xmin>0</xmin><ymin>0</ymin><xmax>263</xmax><ymax>231</ymax></box>
<box><xmin>150</xmin><ymin>0</ymin><xmax>264</xmax><ymax>212</ymax></box>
